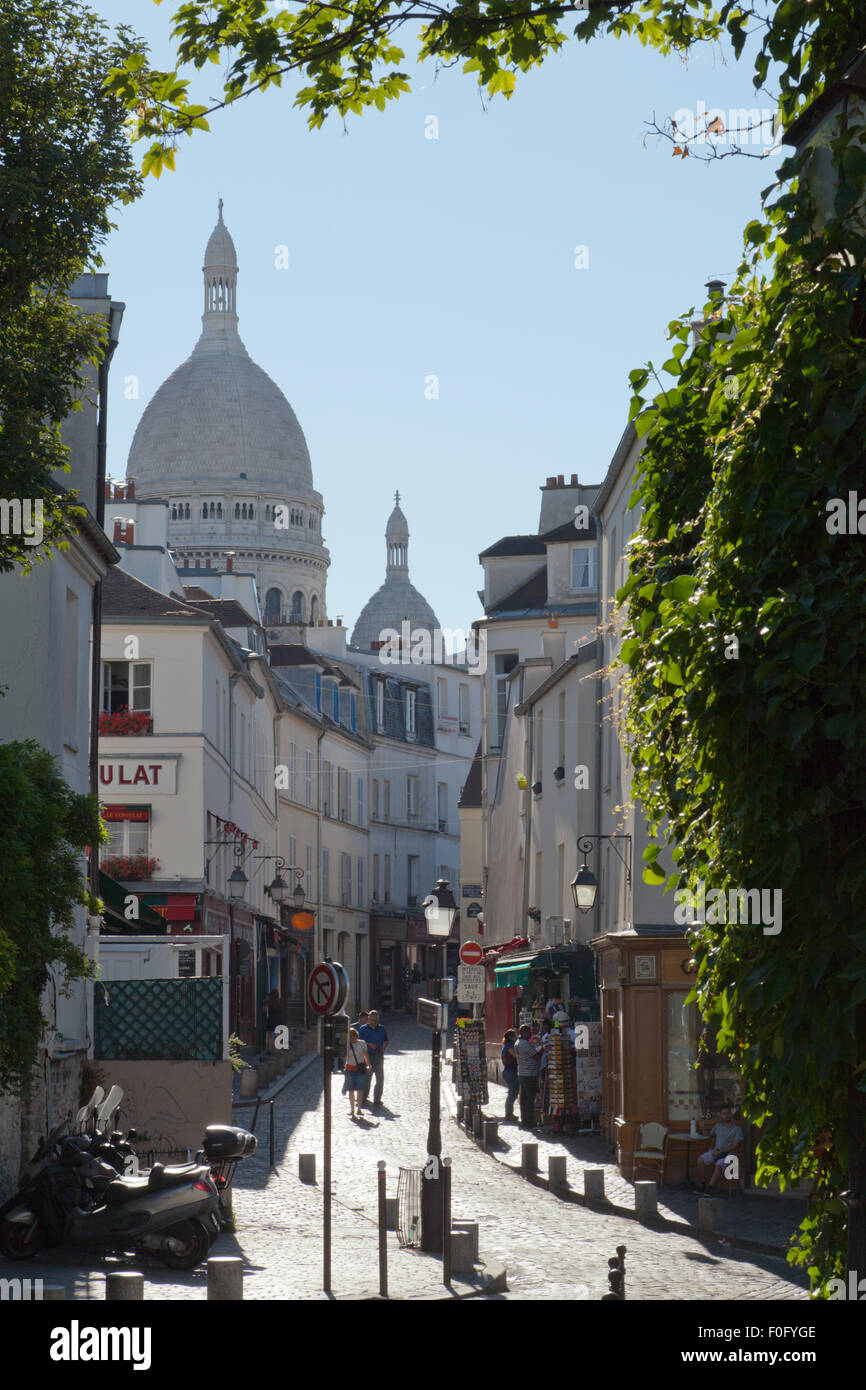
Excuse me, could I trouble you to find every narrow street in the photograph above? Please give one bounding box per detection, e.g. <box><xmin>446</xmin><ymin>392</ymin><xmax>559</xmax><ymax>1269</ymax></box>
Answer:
<box><xmin>1</xmin><ymin>1019</ymin><xmax>808</xmax><ymax>1301</ymax></box>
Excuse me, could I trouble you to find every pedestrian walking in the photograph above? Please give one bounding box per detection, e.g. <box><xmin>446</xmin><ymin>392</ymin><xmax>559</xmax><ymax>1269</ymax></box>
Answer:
<box><xmin>343</xmin><ymin>1028</ymin><xmax>370</xmax><ymax>1119</ymax></box>
<box><xmin>264</xmin><ymin>988</ymin><xmax>282</xmax><ymax>1053</ymax></box>
<box><xmin>515</xmin><ymin>1024</ymin><xmax>543</xmax><ymax>1130</ymax></box>
<box><xmin>501</xmin><ymin>1029</ymin><xmax>519</xmax><ymax>1122</ymax></box>
<box><xmin>358</xmin><ymin>1009</ymin><xmax>389</xmax><ymax>1107</ymax></box>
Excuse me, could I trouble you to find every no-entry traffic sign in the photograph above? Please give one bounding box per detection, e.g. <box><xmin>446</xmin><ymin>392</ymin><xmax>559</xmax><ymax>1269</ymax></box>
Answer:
<box><xmin>308</xmin><ymin>961</ymin><xmax>339</xmax><ymax>1015</ymax></box>
<box><xmin>459</xmin><ymin>940</ymin><xmax>484</xmax><ymax>966</ymax></box>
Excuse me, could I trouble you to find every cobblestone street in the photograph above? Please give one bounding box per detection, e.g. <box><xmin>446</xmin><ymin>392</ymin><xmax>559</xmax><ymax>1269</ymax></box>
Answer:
<box><xmin>0</xmin><ymin>1019</ymin><xmax>810</xmax><ymax>1301</ymax></box>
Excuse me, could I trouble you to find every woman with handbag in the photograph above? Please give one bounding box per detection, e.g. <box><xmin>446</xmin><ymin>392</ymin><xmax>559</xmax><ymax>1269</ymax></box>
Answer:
<box><xmin>344</xmin><ymin>1027</ymin><xmax>371</xmax><ymax>1119</ymax></box>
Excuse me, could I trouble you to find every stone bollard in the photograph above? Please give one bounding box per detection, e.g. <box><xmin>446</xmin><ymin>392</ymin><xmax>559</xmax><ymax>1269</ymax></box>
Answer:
<box><xmin>207</xmin><ymin>1256</ymin><xmax>244</xmax><ymax>1300</ymax></box>
<box><xmin>483</xmin><ymin>1119</ymin><xmax>498</xmax><ymax>1151</ymax></box>
<box><xmin>299</xmin><ymin>1152</ymin><xmax>317</xmax><ymax>1184</ymax></box>
<box><xmin>240</xmin><ymin>1067</ymin><xmax>258</xmax><ymax>1099</ymax></box>
<box><xmin>450</xmin><ymin>1229</ymin><xmax>475</xmax><ymax>1274</ymax></box>
<box><xmin>385</xmin><ymin>1196</ymin><xmax>399</xmax><ymax>1231</ymax></box>
<box><xmin>548</xmin><ymin>1155</ymin><xmax>568</xmax><ymax>1191</ymax></box>
<box><xmin>472</xmin><ymin>1110</ymin><xmax>483</xmax><ymax>1140</ymax></box>
<box><xmin>42</xmin><ymin>1286</ymin><xmax>67</xmax><ymax>1300</ymax></box>
<box><xmin>451</xmin><ymin>1220</ymin><xmax>479</xmax><ymax>1263</ymax></box>
<box><xmin>521</xmin><ymin>1142</ymin><xmax>538</xmax><ymax>1176</ymax></box>
<box><xmin>584</xmin><ymin>1169</ymin><xmax>606</xmax><ymax>1204</ymax></box>
<box><xmin>635</xmin><ymin>1180</ymin><xmax>658</xmax><ymax>1223</ymax></box>
<box><xmin>698</xmin><ymin>1197</ymin><xmax>720</xmax><ymax>1236</ymax></box>
<box><xmin>456</xmin><ymin>1099</ymin><xmax>464</xmax><ymax>1124</ymax></box>
<box><xmin>105</xmin><ymin>1271</ymin><xmax>144</xmax><ymax>1301</ymax></box>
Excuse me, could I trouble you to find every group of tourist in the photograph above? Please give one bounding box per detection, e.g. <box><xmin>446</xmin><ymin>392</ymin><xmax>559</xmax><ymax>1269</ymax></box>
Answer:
<box><xmin>343</xmin><ymin>1009</ymin><xmax>389</xmax><ymax>1119</ymax></box>
<box><xmin>500</xmin><ymin>1004</ymin><xmax>576</xmax><ymax>1130</ymax></box>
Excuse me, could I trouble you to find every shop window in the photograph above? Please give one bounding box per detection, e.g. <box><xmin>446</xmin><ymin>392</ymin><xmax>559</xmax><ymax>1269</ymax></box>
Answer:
<box><xmin>666</xmin><ymin>991</ymin><xmax>701</xmax><ymax>1124</ymax></box>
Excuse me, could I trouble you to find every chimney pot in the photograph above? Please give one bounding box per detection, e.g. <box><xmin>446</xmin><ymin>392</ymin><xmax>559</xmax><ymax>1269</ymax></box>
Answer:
<box><xmin>126</xmin><ymin>478</ymin><xmax>135</xmax><ymax>498</ymax></box>
<box><xmin>126</xmin><ymin>520</ymin><xmax>134</xmax><ymax>544</ymax></box>
<box><xmin>557</xmin><ymin>474</ymin><xmax>564</xmax><ymax>487</ymax></box>
<box><xmin>546</xmin><ymin>476</ymin><xmax>556</xmax><ymax>488</ymax></box>
<box><xmin>112</xmin><ymin>519</ymin><xmax>123</xmax><ymax>542</ymax></box>
<box><xmin>104</xmin><ymin>480</ymin><xmax>112</xmax><ymax>499</ymax></box>
<box><xmin>570</xmin><ymin>473</ymin><xmax>577</xmax><ymax>486</ymax></box>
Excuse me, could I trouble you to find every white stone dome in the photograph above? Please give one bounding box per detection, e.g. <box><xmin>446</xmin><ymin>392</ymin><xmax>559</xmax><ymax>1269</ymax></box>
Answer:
<box><xmin>351</xmin><ymin>492</ymin><xmax>441</xmax><ymax>650</ymax></box>
<box><xmin>128</xmin><ymin>202</ymin><xmax>314</xmax><ymax>496</ymax></box>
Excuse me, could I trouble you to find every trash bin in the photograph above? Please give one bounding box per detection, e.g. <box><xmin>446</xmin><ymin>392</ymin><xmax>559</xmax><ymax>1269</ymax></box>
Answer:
<box><xmin>397</xmin><ymin>1166</ymin><xmax>423</xmax><ymax>1248</ymax></box>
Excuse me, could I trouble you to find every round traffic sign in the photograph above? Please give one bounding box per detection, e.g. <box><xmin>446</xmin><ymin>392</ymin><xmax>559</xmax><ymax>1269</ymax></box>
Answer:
<box><xmin>308</xmin><ymin>962</ymin><xmax>339</xmax><ymax>1015</ymax></box>
<box><xmin>459</xmin><ymin>940</ymin><xmax>484</xmax><ymax>966</ymax></box>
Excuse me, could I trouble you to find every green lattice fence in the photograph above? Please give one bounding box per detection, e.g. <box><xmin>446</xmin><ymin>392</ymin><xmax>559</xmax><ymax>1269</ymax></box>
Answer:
<box><xmin>94</xmin><ymin>978</ymin><xmax>224</xmax><ymax>1061</ymax></box>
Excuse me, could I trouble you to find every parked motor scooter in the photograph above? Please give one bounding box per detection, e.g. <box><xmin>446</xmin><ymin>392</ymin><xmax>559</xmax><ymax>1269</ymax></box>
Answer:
<box><xmin>0</xmin><ymin>1133</ymin><xmax>219</xmax><ymax>1270</ymax></box>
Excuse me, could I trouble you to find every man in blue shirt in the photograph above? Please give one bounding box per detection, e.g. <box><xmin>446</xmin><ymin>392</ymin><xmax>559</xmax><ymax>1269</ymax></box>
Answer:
<box><xmin>358</xmin><ymin>1010</ymin><xmax>389</xmax><ymax>1107</ymax></box>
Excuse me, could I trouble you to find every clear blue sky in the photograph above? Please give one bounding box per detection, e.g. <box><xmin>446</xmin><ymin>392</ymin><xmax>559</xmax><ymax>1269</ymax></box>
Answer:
<box><xmin>96</xmin><ymin>2</ymin><xmax>781</xmax><ymax>634</ymax></box>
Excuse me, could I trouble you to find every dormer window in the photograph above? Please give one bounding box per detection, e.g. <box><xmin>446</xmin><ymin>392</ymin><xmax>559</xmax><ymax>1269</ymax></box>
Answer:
<box><xmin>375</xmin><ymin>680</ymin><xmax>385</xmax><ymax>732</ymax></box>
<box><xmin>406</xmin><ymin>688</ymin><xmax>417</xmax><ymax>739</ymax></box>
<box><xmin>571</xmin><ymin>544</ymin><xmax>597</xmax><ymax>592</ymax></box>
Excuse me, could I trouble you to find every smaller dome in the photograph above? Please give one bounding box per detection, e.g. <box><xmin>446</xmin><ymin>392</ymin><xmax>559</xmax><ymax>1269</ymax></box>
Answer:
<box><xmin>351</xmin><ymin>493</ymin><xmax>440</xmax><ymax>650</ymax></box>
<box><xmin>204</xmin><ymin>198</ymin><xmax>237</xmax><ymax>268</ymax></box>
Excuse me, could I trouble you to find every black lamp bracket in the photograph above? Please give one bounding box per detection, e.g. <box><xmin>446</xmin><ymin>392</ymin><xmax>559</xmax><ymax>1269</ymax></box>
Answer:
<box><xmin>577</xmin><ymin>834</ymin><xmax>632</xmax><ymax>886</ymax></box>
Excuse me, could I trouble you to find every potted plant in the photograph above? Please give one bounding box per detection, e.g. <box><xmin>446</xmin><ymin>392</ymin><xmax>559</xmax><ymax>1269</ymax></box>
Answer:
<box><xmin>101</xmin><ymin>853</ymin><xmax>160</xmax><ymax>881</ymax></box>
<box><xmin>99</xmin><ymin>705</ymin><xmax>152</xmax><ymax>736</ymax></box>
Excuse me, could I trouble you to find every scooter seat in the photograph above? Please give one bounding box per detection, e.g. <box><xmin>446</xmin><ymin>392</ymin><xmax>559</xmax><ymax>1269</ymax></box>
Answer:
<box><xmin>104</xmin><ymin>1176</ymin><xmax>150</xmax><ymax>1205</ymax></box>
<box><xmin>147</xmin><ymin>1161</ymin><xmax>205</xmax><ymax>1191</ymax></box>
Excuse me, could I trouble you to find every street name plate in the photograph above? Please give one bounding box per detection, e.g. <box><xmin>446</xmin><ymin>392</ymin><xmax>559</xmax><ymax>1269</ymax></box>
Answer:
<box><xmin>456</xmin><ymin>964</ymin><xmax>485</xmax><ymax>1003</ymax></box>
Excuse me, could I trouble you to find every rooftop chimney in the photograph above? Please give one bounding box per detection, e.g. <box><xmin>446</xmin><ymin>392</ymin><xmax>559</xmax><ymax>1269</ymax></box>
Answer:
<box><xmin>541</xmin><ymin>616</ymin><xmax>566</xmax><ymax>669</ymax></box>
<box><xmin>112</xmin><ymin>518</ymin><xmax>123</xmax><ymax>543</ymax></box>
<box><xmin>125</xmin><ymin>520</ymin><xmax>134</xmax><ymax>544</ymax></box>
<box><xmin>126</xmin><ymin>478</ymin><xmax>135</xmax><ymax>499</ymax></box>
<box><xmin>570</xmin><ymin>473</ymin><xmax>577</xmax><ymax>486</ymax></box>
<box><xmin>226</xmin><ymin>551</ymin><xmax>234</xmax><ymax>573</ymax></box>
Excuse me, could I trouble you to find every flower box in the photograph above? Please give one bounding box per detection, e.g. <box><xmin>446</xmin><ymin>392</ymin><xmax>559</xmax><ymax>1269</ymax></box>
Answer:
<box><xmin>99</xmin><ymin>706</ymin><xmax>152</xmax><ymax>736</ymax></box>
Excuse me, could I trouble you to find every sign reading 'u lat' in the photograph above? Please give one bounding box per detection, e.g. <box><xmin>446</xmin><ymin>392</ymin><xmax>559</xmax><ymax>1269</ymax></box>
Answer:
<box><xmin>98</xmin><ymin>759</ymin><xmax>177</xmax><ymax>794</ymax></box>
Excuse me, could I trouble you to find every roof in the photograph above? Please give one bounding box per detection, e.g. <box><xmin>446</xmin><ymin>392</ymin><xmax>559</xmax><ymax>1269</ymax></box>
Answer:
<box><xmin>102</xmin><ymin>566</ymin><xmax>207</xmax><ymax>621</ymax></box>
<box><xmin>514</xmin><ymin>640</ymin><xmax>600</xmax><ymax>711</ymax></box>
<box><xmin>185</xmin><ymin>597</ymin><xmax>259</xmax><ymax>629</ymax></box>
<box><xmin>486</xmin><ymin>566</ymin><xmax>548</xmax><ymax>615</ymax></box>
<box><xmin>479</xmin><ymin>535</ymin><xmax>546</xmax><ymax>559</ymax></box>
<box><xmin>458</xmin><ymin>741</ymin><xmax>483</xmax><ymax>809</ymax></box>
<box><xmin>784</xmin><ymin>49</ymin><xmax>866</xmax><ymax>147</ymax></box>
<box><xmin>540</xmin><ymin>516</ymin><xmax>597</xmax><ymax>543</ymax></box>
<box><xmin>269</xmin><ymin>644</ymin><xmax>345</xmax><ymax>679</ymax></box>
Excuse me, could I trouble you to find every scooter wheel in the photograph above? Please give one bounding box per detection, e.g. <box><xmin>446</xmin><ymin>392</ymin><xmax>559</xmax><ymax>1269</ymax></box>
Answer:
<box><xmin>156</xmin><ymin>1219</ymin><xmax>211</xmax><ymax>1270</ymax></box>
<box><xmin>0</xmin><ymin>1215</ymin><xmax>46</xmax><ymax>1260</ymax></box>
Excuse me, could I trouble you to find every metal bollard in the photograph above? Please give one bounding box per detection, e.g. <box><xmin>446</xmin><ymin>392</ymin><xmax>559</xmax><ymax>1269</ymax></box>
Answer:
<box><xmin>207</xmin><ymin>1256</ymin><xmax>244</xmax><ymax>1300</ymax></box>
<box><xmin>482</xmin><ymin>1119</ymin><xmax>498</xmax><ymax>1151</ymax></box>
<box><xmin>105</xmin><ymin>1271</ymin><xmax>143</xmax><ymax>1301</ymax></box>
<box><xmin>635</xmin><ymin>1180</ymin><xmax>658</xmax><ymax>1222</ymax></box>
<box><xmin>442</xmin><ymin>1157</ymin><xmax>452</xmax><ymax>1287</ymax></box>
<box><xmin>548</xmin><ymin>1155</ymin><xmax>568</xmax><ymax>1190</ymax></box>
<box><xmin>269</xmin><ymin>1099</ymin><xmax>275</xmax><ymax>1169</ymax></box>
<box><xmin>584</xmin><ymin>1168</ymin><xmax>606</xmax><ymax>1203</ymax></box>
<box><xmin>385</xmin><ymin>1195</ymin><xmax>398</xmax><ymax>1231</ymax></box>
<box><xmin>521</xmin><ymin>1141</ymin><xmax>538</xmax><ymax>1175</ymax></box>
<box><xmin>451</xmin><ymin>1219</ymin><xmax>479</xmax><ymax>1263</ymax></box>
<box><xmin>299</xmin><ymin>1152</ymin><xmax>316</xmax><ymax>1183</ymax></box>
<box><xmin>601</xmin><ymin>1244</ymin><xmax>627</xmax><ymax>1300</ymax></box>
<box><xmin>377</xmin><ymin>1160</ymin><xmax>388</xmax><ymax>1299</ymax></box>
<box><xmin>240</xmin><ymin>1067</ymin><xmax>258</xmax><ymax>1098</ymax></box>
<box><xmin>472</xmin><ymin>1110</ymin><xmax>482</xmax><ymax>1140</ymax></box>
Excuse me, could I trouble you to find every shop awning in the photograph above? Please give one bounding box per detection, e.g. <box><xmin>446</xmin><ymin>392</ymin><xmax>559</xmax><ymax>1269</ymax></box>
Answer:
<box><xmin>494</xmin><ymin>960</ymin><xmax>532</xmax><ymax>988</ymax></box>
<box><xmin>99</xmin><ymin>871</ymin><xmax>167</xmax><ymax>934</ymax></box>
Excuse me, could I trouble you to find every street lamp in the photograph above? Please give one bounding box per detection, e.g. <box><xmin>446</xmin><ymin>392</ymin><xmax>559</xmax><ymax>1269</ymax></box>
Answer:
<box><xmin>570</xmin><ymin>834</ymin><xmax>632</xmax><ymax>915</ymax></box>
<box><xmin>419</xmin><ymin>879</ymin><xmax>457</xmax><ymax>1253</ymax></box>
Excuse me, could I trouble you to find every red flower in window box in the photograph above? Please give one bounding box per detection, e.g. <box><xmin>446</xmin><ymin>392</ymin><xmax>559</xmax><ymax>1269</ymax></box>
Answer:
<box><xmin>101</xmin><ymin>853</ymin><xmax>160</xmax><ymax>881</ymax></box>
<box><xmin>99</xmin><ymin>706</ymin><xmax>152</xmax><ymax>736</ymax></box>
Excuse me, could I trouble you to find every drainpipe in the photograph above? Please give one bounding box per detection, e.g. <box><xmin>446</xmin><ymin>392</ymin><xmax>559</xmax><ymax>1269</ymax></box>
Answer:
<box><xmin>314</xmin><ymin>726</ymin><xmax>325</xmax><ymax>1028</ymax></box>
<box><xmin>520</xmin><ymin>670</ymin><xmax>533</xmax><ymax>942</ymax></box>
<box><xmin>228</xmin><ymin>672</ymin><xmax>241</xmax><ymax>806</ymax></box>
<box><xmin>592</xmin><ymin>509</ymin><xmax>605</xmax><ymax>944</ymax></box>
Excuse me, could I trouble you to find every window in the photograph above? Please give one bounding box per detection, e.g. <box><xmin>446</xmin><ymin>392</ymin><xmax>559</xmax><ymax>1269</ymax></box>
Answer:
<box><xmin>356</xmin><ymin>776</ymin><xmax>364</xmax><ymax>826</ymax></box>
<box><xmin>290</xmin><ymin>741</ymin><xmax>297</xmax><ymax>800</ymax></box>
<box><xmin>310</xmin><ymin>595</ymin><xmax>319</xmax><ymax>625</ymax></box>
<box><xmin>356</xmin><ymin>857</ymin><xmax>364</xmax><ymax>908</ymax></box>
<box><xmin>571</xmin><ymin>544</ymin><xmax>598</xmax><ymax>591</ymax></box>
<box><xmin>407</xmin><ymin>855</ymin><xmax>419</xmax><ymax>906</ymax></box>
<box><xmin>306</xmin><ymin>844</ymin><xmax>312</xmax><ymax>899</ymax></box>
<box><xmin>102</xmin><ymin>816</ymin><xmax>150</xmax><ymax>861</ymax></box>
<box><xmin>407</xmin><ymin>776</ymin><xmax>418</xmax><ymax>822</ymax></box>
<box><xmin>406</xmin><ymin>688</ymin><xmax>417</xmax><ymax>739</ymax></box>
<box><xmin>322</xmin><ymin>849</ymin><xmax>330</xmax><ymax>903</ymax></box>
<box><xmin>289</xmin><ymin>836</ymin><xmax>297</xmax><ymax>871</ymax></box>
<box><xmin>437</xmin><ymin>677</ymin><xmax>448</xmax><ymax>718</ymax></box>
<box><xmin>350</xmin><ymin>694</ymin><xmax>356</xmax><ymax>732</ymax></box>
<box><xmin>328</xmin><ymin>763</ymin><xmax>334</xmax><ymax>816</ymax></box>
<box><xmin>375</xmin><ymin>680</ymin><xmax>385</xmax><ymax>732</ymax></box>
<box><xmin>171</xmin><ymin>505</ymin><xmax>177</xmax><ymax>520</ymax></box>
<box><xmin>102</xmin><ymin>660</ymin><xmax>153</xmax><ymax>718</ymax></box>
<box><xmin>216</xmin><ymin>502</ymin><xmax>222</xmax><ymax>519</ymax></box>
<box><xmin>383</xmin><ymin>780</ymin><xmax>391</xmax><ymax>822</ymax></box>
<box><xmin>459</xmin><ymin>682</ymin><xmax>470</xmax><ymax>734</ymax></box>
<box><xmin>333</xmin><ymin>683</ymin><xmax>339</xmax><ymax>722</ymax></box>
<box><xmin>437</xmin><ymin>782</ymin><xmax>448</xmax><ymax>831</ymax></box>
<box><xmin>322</xmin><ymin>760</ymin><xmax>331</xmax><ymax>815</ymax></box>
<box><xmin>667</xmin><ymin>991</ymin><xmax>701</xmax><ymax>1124</ymax></box>
<box><xmin>373</xmin><ymin>854</ymin><xmax>380</xmax><ymax>900</ymax></box>
<box><xmin>384</xmin><ymin>854</ymin><xmax>391</xmax><ymax>905</ymax></box>
<box><xmin>346</xmin><ymin>773</ymin><xmax>352</xmax><ymax>823</ymax></box>
<box><xmin>234</xmin><ymin>503</ymin><xmax>240</xmax><ymax>519</ymax></box>
<box><xmin>291</xmin><ymin>590</ymin><xmax>305</xmax><ymax>623</ymax></box>
<box><xmin>305</xmin><ymin>749</ymin><xmax>312</xmax><ymax>807</ymax></box>
<box><xmin>493</xmin><ymin>653</ymin><xmax>518</xmax><ymax>747</ymax></box>
<box><xmin>264</xmin><ymin>588</ymin><xmax>281</xmax><ymax>624</ymax></box>
<box><xmin>372</xmin><ymin>779</ymin><xmax>379</xmax><ymax>819</ymax></box>
<box><xmin>341</xmin><ymin>853</ymin><xmax>351</xmax><ymax>906</ymax></box>
<box><xmin>185</xmin><ymin>503</ymin><xmax>190</xmax><ymax>520</ymax></box>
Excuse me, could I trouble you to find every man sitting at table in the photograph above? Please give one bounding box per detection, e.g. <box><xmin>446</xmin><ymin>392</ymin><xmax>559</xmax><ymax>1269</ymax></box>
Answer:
<box><xmin>694</xmin><ymin>1104</ymin><xmax>743</xmax><ymax>1191</ymax></box>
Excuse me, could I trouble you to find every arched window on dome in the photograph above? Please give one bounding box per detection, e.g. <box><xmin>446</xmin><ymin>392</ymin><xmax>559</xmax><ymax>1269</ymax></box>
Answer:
<box><xmin>264</xmin><ymin>504</ymin><xmax>270</xmax><ymax>521</ymax></box>
<box><xmin>310</xmin><ymin>596</ymin><xmax>319</xmax><ymax>626</ymax></box>
<box><xmin>184</xmin><ymin>504</ymin><xmax>190</xmax><ymax>520</ymax></box>
<box><xmin>309</xmin><ymin>513</ymin><xmax>315</xmax><ymax>529</ymax></box>
<box><xmin>202</xmin><ymin>503</ymin><xmax>207</xmax><ymax>519</ymax></box>
<box><xmin>249</xmin><ymin>505</ymin><xmax>254</xmax><ymax>520</ymax></box>
<box><xmin>234</xmin><ymin>503</ymin><xmax>240</xmax><ymax>519</ymax></box>
<box><xmin>241</xmin><ymin>503</ymin><xmax>247</xmax><ymax>520</ymax></box>
<box><xmin>291</xmin><ymin>590</ymin><xmax>306</xmax><ymax>624</ymax></box>
<box><xmin>216</xmin><ymin>502</ymin><xmax>222</xmax><ymax>519</ymax></box>
<box><xmin>171</xmin><ymin>506</ymin><xmax>177</xmax><ymax>521</ymax></box>
<box><xmin>264</xmin><ymin>588</ymin><xmax>282</xmax><ymax>624</ymax></box>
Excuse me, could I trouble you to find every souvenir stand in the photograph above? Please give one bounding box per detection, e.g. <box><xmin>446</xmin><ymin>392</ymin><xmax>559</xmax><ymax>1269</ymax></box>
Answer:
<box><xmin>455</xmin><ymin>1017</ymin><xmax>488</xmax><ymax>1130</ymax></box>
<box><xmin>544</xmin><ymin>1026</ymin><xmax>578</xmax><ymax>1133</ymax></box>
<box><xmin>575</xmin><ymin>1021</ymin><xmax>602</xmax><ymax>1132</ymax></box>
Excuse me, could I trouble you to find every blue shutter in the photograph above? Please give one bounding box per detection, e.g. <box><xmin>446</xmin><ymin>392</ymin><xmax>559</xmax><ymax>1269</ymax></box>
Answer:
<box><xmin>333</xmin><ymin>684</ymin><xmax>339</xmax><ymax>721</ymax></box>
<box><xmin>315</xmin><ymin>672</ymin><xmax>321</xmax><ymax>710</ymax></box>
<box><xmin>350</xmin><ymin>695</ymin><xmax>356</xmax><ymax>731</ymax></box>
